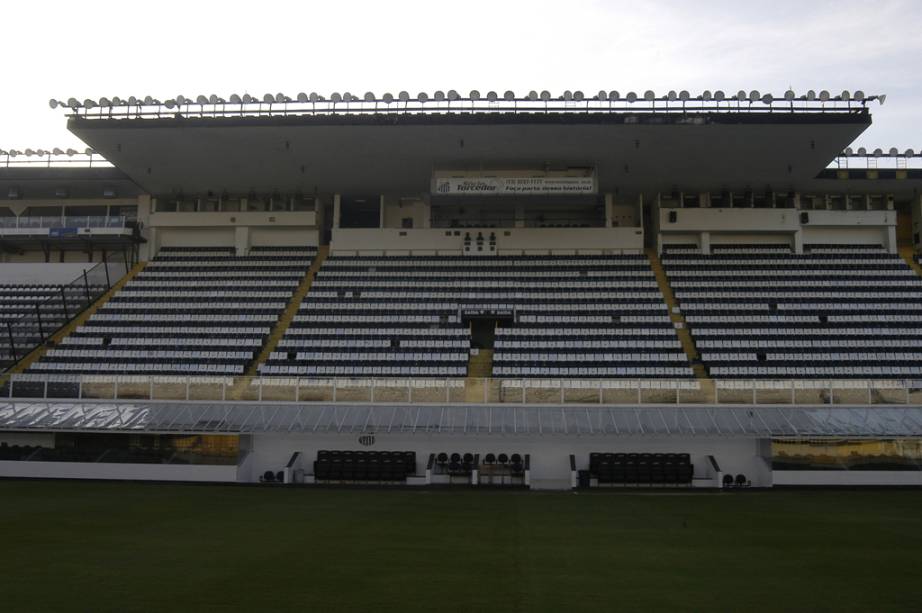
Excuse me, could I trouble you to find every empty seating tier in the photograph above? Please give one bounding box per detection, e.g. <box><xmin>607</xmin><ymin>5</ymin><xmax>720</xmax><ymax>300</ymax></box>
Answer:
<box><xmin>260</xmin><ymin>254</ymin><xmax>692</xmax><ymax>378</ymax></box>
<box><xmin>0</xmin><ymin>282</ymin><xmax>105</xmax><ymax>369</ymax></box>
<box><xmin>663</xmin><ymin>244</ymin><xmax>922</xmax><ymax>378</ymax></box>
<box><xmin>27</xmin><ymin>246</ymin><xmax>316</xmax><ymax>376</ymax></box>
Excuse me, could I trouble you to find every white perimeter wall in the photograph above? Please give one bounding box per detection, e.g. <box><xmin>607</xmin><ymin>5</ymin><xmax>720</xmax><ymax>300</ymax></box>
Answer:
<box><xmin>332</xmin><ymin>227</ymin><xmax>643</xmax><ymax>255</ymax></box>
<box><xmin>0</xmin><ymin>263</ymin><xmax>98</xmax><ymax>284</ymax></box>
<box><xmin>773</xmin><ymin>470</ymin><xmax>922</xmax><ymax>486</ymax></box>
<box><xmin>0</xmin><ymin>460</ymin><xmax>238</xmax><ymax>482</ymax></box>
<box><xmin>242</xmin><ymin>433</ymin><xmax>771</xmax><ymax>489</ymax></box>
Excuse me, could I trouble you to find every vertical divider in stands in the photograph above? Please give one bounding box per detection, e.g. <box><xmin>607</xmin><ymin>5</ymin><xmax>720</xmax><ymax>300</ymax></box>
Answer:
<box><xmin>82</xmin><ymin>270</ymin><xmax>91</xmax><ymax>302</ymax></box>
<box><xmin>6</xmin><ymin>322</ymin><xmax>17</xmax><ymax>362</ymax></box>
<box><xmin>34</xmin><ymin>304</ymin><xmax>44</xmax><ymax>340</ymax></box>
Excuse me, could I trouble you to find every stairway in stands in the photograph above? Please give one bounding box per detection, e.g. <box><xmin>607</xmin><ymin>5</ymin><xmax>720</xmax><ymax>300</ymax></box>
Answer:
<box><xmin>243</xmin><ymin>245</ymin><xmax>329</xmax><ymax>378</ymax></box>
<box><xmin>465</xmin><ymin>349</ymin><xmax>494</xmax><ymax>402</ymax></box>
<box><xmin>5</xmin><ymin>261</ymin><xmax>147</xmax><ymax>375</ymax></box>
<box><xmin>646</xmin><ymin>248</ymin><xmax>713</xmax><ymax>397</ymax></box>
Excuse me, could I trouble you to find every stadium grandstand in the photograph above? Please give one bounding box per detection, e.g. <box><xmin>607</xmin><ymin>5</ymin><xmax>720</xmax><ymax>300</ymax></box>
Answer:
<box><xmin>2</xmin><ymin>87</ymin><xmax>922</xmax><ymax>489</ymax></box>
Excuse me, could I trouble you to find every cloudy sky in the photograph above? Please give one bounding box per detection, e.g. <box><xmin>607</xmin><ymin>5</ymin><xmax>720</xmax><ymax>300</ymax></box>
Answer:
<box><xmin>2</xmin><ymin>0</ymin><xmax>920</xmax><ymax>152</ymax></box>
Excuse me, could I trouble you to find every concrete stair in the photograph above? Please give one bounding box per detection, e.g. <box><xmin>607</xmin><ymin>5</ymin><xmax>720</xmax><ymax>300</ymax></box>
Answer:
<box><xmin>465</xmin><ymin>349</ymin><xmax>494</xmax><ymax>402</ymax></box>
<box><xmin>242</xmin><ymin>245</ymin><xmax>330</xmax><ymax>379</ymax></box>
<box><xmin>646</xmin><ymin>248</ymin><xmax>713</xmax><ymax>398</ymax></box>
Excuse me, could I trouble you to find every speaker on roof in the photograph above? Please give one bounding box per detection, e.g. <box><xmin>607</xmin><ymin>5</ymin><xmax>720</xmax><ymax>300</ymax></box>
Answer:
<box><xmin>800</xmin><ymin>212</ymin><xmax>809</xmax><ymax>224</ymax></box>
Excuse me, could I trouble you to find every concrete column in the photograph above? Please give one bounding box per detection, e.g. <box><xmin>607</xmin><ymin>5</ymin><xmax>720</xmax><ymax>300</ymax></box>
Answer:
<box><xmin>137</xmin><ymin>194</ymin><xmax>153</xmax><ymax>261</ymax></box>
<box><xmin>234</xmin><ymin>226</ymin><xmax>249</xmax><ymax>256</ymax></box>
<box><xmin>379</xmin><ymin>195</ymin><xmax>386</xmax><ymax>228</ymax></box>
<box><xmin>885</xmin><ymin>225</ymin><xmax>898</xmax><ymax>254</ymax></box>
<box><xmin>699</xmin><ymin>231</ymin><xmax>711</xmax><ymax>255</ymax></box>
<box><xmin>604</xmin><ymin>193</ymin><xmax>614</xmax><ymax>228</ymax></box>
<box><xmin>333</xmin><ymin>193</ymin><xmax>342</xmax><ymax>229</ymax></box>
<box><xmin>793</xmin><ymin>229</ymin><xmax>804</xmax><ymax>254</ymax></box>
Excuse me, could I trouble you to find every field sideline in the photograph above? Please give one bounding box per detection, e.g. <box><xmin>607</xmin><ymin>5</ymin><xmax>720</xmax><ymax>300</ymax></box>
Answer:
<box><xmin>0</xmin><ymin>481</ymin><xmax>920</xmax><ymax>612</ymax></box>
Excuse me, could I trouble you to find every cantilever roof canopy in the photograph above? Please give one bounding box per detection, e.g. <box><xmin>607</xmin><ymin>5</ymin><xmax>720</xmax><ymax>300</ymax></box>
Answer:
<box><xmin>67</xmin><ymin>110</ymin><xmax>871</xmax><ymax>197</ymax></box>
<box><xmin>2</xmin><ymin>400</ymin><xmax>922</xmax><ymax>438</ymax></box>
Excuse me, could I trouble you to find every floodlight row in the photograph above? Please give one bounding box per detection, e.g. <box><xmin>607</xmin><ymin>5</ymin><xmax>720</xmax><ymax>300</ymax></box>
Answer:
<box><xmin>0</xmin><ymin>148</ymin><xmax>96</xmax><ymax>157</ymax></box>
<box><xmin>49</xmin><ymin>89</ymin><xmax>884</xmax><ymax>110</ymax></box>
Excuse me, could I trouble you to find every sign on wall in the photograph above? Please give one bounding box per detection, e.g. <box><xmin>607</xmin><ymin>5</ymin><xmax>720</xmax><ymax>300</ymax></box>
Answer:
<box><xmin>433</xmin><ymin>175</ymin><xmax>596</xmax><ymax>196</ymax></box>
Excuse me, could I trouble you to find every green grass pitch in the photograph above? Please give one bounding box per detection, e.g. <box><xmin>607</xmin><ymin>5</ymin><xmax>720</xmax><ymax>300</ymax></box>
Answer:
<box><xmin>0</xmin><ymin>481</ymin><xmax>920</xmax><ymax>612</ymax></box>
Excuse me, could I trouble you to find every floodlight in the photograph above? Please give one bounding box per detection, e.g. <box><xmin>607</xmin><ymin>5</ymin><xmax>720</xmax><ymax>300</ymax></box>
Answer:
<box><xmin>66</xmin><ymin>97</ymin><xmax>80</xmax><ymax>108</ymax></box>
<box><xmin>905</xmin><ymin>148</ymin><xmax>915</xmax><ymax>157</ymax></box>
<box><xmin>52</xmin><ymin>148</ymin><xmax>64</xmax><ymax>155</ymax></box>
<box><xmin>9</xmin><ymin>150</ymin><xmax>19</xmax><ymax>157</ymax></box>
<box><xmin>562</xmin><ymin>90</ymin><xmax>573</xmax><ymax>101</ymax></box>
<box><xmin>176</xmin><ymin>95</ymin><xmax>188</xmax><ymax>105</ymax></box>
<box><xmin>596</xmin><ymin>90</ymin><xmax>606</xmax><ymax>100</ymax></box>
<box><xmin>296</xmin><ymin>92</ymin><xmax>308</xmax><ymax>103</ymax></box>
<box><xmin>364</xmin><ymin>92</ymin><xmax>376</xmax><ymax>101</ymax></box>
<box><xmin>227</xmin><ymin>94</ymin><xmax>240</xmax><ymax>104</ymax></box>
<box><xmin>761</xmin><ymin>93</ymin><xmax>772</xmax><ymax>104</ymax></box>
<box><xmin>853</xmin><ymin>90</ymin><xmax>865</xmax><ymax>101</ymax></box>
<box><xmin>873</xmin><ymin>148</ymin><xmax>883</xmax><ymax>156</ymax></box>
<box><xmin>36</xmin><ymin>149</ymin><xmax>46</xmax><ymax>156</ymax></box>
<box><xmin>83</xmin><ymin>99</ymin><xmax>97</xmax><ymax>109</ymax></box>
<box><xmin>679</xmin><ymin>90</ymin><xmax>690</xmax><ymax>101</ymax></box>
<box><xmin>702</xmin><ymin>90</ymin><xmax>713</xmax><ymax>101</ymax></box>
<box><xmin>857</xmin><ymin>147</ymin><xmax>867</xmax><ymax>155</ymax></box>
<box><xmin>24</xmin><ymin>149</ymin><xmax>36</xmax><ymax>156</ymax></box>
<box><xmin>736</xmin><ymin>90</ymin><xmax>746</xmax><ymax>101</ymax></box>
<box><xmin>528</xmin><ymin>91</ymin><xmax>538</xmax><ymax>101</ymax></box>
<box><xmin>539</xmin><ymin>91</ymin><xmax>550</xmax><ymax>101</ymax></box>
<box><xmin>488</xmin><ymin>91</ymin><xmax>499</xmax><ymax>102</ymax></box>
<box><xmin>573</xmin><ymin>90</ymin><xmax>584</xmax><ymax>101</ymax></box>
<box><xmin>99</xmin><ymin>97</ymin><xmax>111</xmax><ymax>107</ymax></box>
<box><xmin>145</xmin><ymin>96</ymin><xmax>156</xmax><ymax>105</ymax></box>
<box><xmin>342</xmin><ymin>91</ymin><xmax>353</xmax><ymax>102</ymax></box>
<box><xmin>66</xmin><ymin>148</ymin><xmax>77</xmax><ymax>156</ymax></box>
<box><xmin>844</xmin><ymin>147</ymin><xmax>854</xmax><ymax>155</ymax></box>
<box><xmin>748</xmin><ymin>90</ymin><xmax>760</xmax><ymax>102</ymax></box>
<box><xmin>447</xmin><ymin>90</ymin><xmax>460</xmax><ymax>101</ymax></box>
<box><xmin>667</xmin><ymin>90</ymin><xmax>677</xmax><ymax>101</ymax></box>
<box><xmin>111</xmin><ymin>96</ymin><xmax>123</xmax><ymax>106</ymax></box>
<box><xmin>643</xmin><ymin>90</ymin><xmax>655</xmax><ymax>101</ymax></box>
<box><xmin>625</xmin><ymin>91</ymin><xmax>638</xmax><ymax>102</ymax></box>
<box><xmin>840</xmin><ymin>90</ymin><xmax>851</xmax><ymax>101</ymax></box>
<box><xmin>417</xmin><ymin>92</ymin><xmax>429</xmax><ymax>102</ymax></box>
<box><xmin>263</xmin><ymin>94</ymin><xmax>274</xmax><ymax>103</ymax></box>
<box><xmin>309</xmin><ymin>92</ymin><xmax>320</xmax><ymax>102</ymax></box>
<box><xmin>608</xmin><ymin>91</ymin><xmax>620</xmax><ymax>101</ymax></box>
<box><xmin>275</xmin><ymin>93</ymin><xmax>287</xmax><ymax>102</ymax></box>
<box><xmin>819</xmin><ymin>90</ymin><xmax>830</xmax><ymax>101</ymax></box>
<box><xmin>330</xmin><ymin>92</ymin><xmax>343</xmax><ymax>103</ymax></box>
<box><xmin>889</xmin><ymin>147</ymin><xmax>899</xmax><ymax>156</ymax></box>
<box><xmin>398</xmin><ymin>91</ymin><xmax>410</xmax><ymax>101</ymax></box>
<box><xmin>714</xmin><ymin>90</ymin><xmax>725</xmax><ymax>101</ymax></box>
<box><xmin>382</xmin><ymin>92</ymin><xmax>394</xmax><ymax>103</ymax></box>
<box><xmin>49</xmin><ymin>99</ymin><xmax>59</xmax><ymax>109</ymax></box>
<box><xmin>0</xmin><ymin>150</ymin><xmax>6</xmax><ymax>156</ymax></box>
<box><xmin>878</xmin><ymin>94</ymin><xmax>886</xmax><ymax>105</ymax></box>
<box><xmin>784</xmin><ymin>90</ymin><xmax>795</xmax><ymax>101</ymax></box>
<box><xmin>85</xmin><ymin>148</ymin><xmax>94</xmax><ymax>155</ymax></box>
<box><xmin>242</xmin><ymin>94</ymin><xmax>254</xmax><ymax>104</ymax></box>
<box><xmin>128</xmin><ymin>96</ymin><xmax>139</xmax><ymax>105</ymax></box>
<box><xmin>469</xmin><ymin>90</ymin><xmax>481</xmax><ymax>100</ymax></box>
<box><xmin>806</xmin><ymin>90</ymin><xmax>816</xmax><ymax>101</ymax></box>
<box><xmin>434</xmin><ymin>90</ymin><xmax>445</xmax><ymax>101</ymax></box>
<box><xmin>503</xmin><ymin>90</ymin><xmax>515</xmax><ymax>101</ymax></box>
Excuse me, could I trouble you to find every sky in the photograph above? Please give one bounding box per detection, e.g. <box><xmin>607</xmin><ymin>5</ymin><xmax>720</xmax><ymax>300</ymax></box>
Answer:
<box><xmin>1</xmin><ymin>0</ymin><xmax>920</xmax><ymax>152</ymax></box>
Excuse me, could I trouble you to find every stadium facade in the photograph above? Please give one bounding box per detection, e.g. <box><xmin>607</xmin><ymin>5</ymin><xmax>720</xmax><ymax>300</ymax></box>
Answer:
<box><xmin>1</xmin><ymin>88</ymin><xmax>922</xmax><ymax>489</ymax></box>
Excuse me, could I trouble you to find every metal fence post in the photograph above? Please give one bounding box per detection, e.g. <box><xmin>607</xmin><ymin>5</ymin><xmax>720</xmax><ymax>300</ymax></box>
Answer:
<box><xmin>6</xmin><ymin>322</ymin><xmax>16</xmax><ymax>362</ymax></box>
<box><xmin>83</xmin><ymin>270</ymin><xmax>91</xmax><ymax>302</ymax></box>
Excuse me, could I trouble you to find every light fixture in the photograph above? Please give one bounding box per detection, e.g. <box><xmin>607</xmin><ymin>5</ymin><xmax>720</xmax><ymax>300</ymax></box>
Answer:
<box><xmin>761</xmin><ymin>93</ymin><xmax>772</xmax><ymax>104</ymax></box>
<box><xmin>844</xmin><ymin>147</ymin><xmax>854</xmax><ymax>155</ymax></box>
<box><xmin>66</xmin><ymin>148</ymin><xmax>78</xmax><ymax>156</ymax></box>
<box><xmin>608</xmin><ymin>91</ymin><xmax>620</xmax><ymax>101</ymax></box>
<box><xmin>49</xmin><ymin>99</ymin><xmax>59</xmax><ymax>109</ymax></box>
<box><xmin>447</xmin><ymin>90</ymin><xmax>460</xmax><ymax>101</ymax></box>
<box><xmin>539</xmin><ymin>90</ymin><xmax>550</xmax><ymax>102</ymax></box>
<box><xmin>207</xmin><ymin>94</ymin><xmax>219</xmax><ymax>104</ymax></box>
<box><xmin>398</xmin><ymin>91</ymin><xmax>410</xmax><ymax>101</ymax></box>
<box><xmin>784</xmin><ymin>90</ymin><xmax>795</xmax><ymax>101</ymax></box>
<box><xmin>679</xmin><ymin>90</ymin><xmax>690</xmax><ymax>101</ymax></box>
<box><xmin>52</xmin><ymin>147</ymin><xmax>64</xmax><ymax>155</ymax></box>
<box><xmin>503</xmin><ymin>90</ymin><xmax>515</xmax><ymax>101</ymax></box>
<box><xmin>878</xmin><ymin>94</ymin><xmax>886</xmax><ymax>105</ymax></box>
<box><xmin>296</xmin><ymin>92</ymin><xmax>308</xmax><ymax>103</ymax></box>
<box><xmin>748</xmin><ymin>90</ymin><xmax>760</xmax><ymax>102</ymax></box>
<box><xmin>85</xmin><ymin>148</ymin><xmax>95</xmax><ymax>155</ymax></box>
<box><xmin>854</xmin><ymin>90</ymin><xmax>865</xmax><ymax>101</ymax></box>
<box><xmin>83</xmin><ymin>99</ymin><xmax>97</xmax><ymax>109</ymax></box>
<box><xmin>857</xmin><ymin>147</ymin><xmax>867</xmax><ymax>155</ymax></box>
<box><xmin>469</xmin><ymin>90</ymin><xmax>481</xmax><ymax>101</ymax></box>
<box><xmin>889</xmin><ymin>147</ymin><xmax>899</xmax><ymax>156</ymax></box>
<box><xmin>905</xmin><ymin>148</ymin><xmax>915</xmax><ymax>157</ymax></box>
<box><xmin>562</xmin><ymin>90</ymin><xmax>573</xmax><ymax>101</ymax></box>
<box><xmin>262</xmin><ymin>94</ymin><xmax>274</xmax><ymax>103</ymax></box>
<box><xmin>840</xmin><ymin>90</ymin><xmax>851</xmax><ymax>101</ymax></box>
<box><xmin>573</xmin><ymin>90</ymin><xmax>584</xmax><ymax>101</ymax></box>
<box><xmin>488</xmin><ymin>91</ymin><xmax>499</xmax><ymax>102</ymax></box>
<box><xmin>331</xmin><ymin>93</ymin><xmax>343</xmax><ymax>103</ymax></box>
<box><xmin>434</xmin><ymin>90</ymin><xmax>445</xmax><ymax>101</ymax></box>
<box><xmin>382</xmin><ymin>92</ymin><xmax>394</xmax><ymax>103</ymax></box>
<box><xmin>625</xmin><ymin>91</ymin><xmax>638</xmax><ymax>102</ymax></box>
<box><xmin>873</xmin><ymin>148</ymin><xmax>883</xmax><ymax>156</ymax></box>
<box><xmin>819</xmin><ymin>90</ymin><xmax>830</xmax><ymax>101</ymax></box>
<box><xmin>806</xmin><ymin>90</ymin><xmax>816</xmax><ymax>101</ymax></box>
<box><xmin>643</xmin><ymin>90</ymin><xmax>655</xmax><ymax>101</ymax></box>
<box><xmin>66</xmin><ymin>97</ymin><xmax>80</xmax><ymax>108</ymax></box>
<box><xmin>714</xmin><ymin>90</ymin><xmax>725</xmax><ymax>101</ymax></box>
<box><xmin>417</xmin><ymin>92</ymin><xmax>429</xmax><ymax>102</ymax></box>
<box><xmin>229</xmin><ymin>94</ymin><xmax>242</xmax><ymax>104</ymax></box>
<box><xmin>145</xmin><ymin>95</ymin><xmax>156</xmax><ymax>105</ymax></box>
<box><xmin>275</xmin><ymin>93</ymin><xmax>287</xmax><ymax>103</ymax></box>
<box><xmin>99</xmin><ymin>97</ymin><xmax>111</xmax><ymax>107</ymax></box>
<box><xmin>667</xmin><ymin>90</ymin><xmax>677</xmax><ymax>101</ymax></box>
<box><xmin>128</xmin><ymin>96</ymin><xmax>139</xmax><ymax>106</ymax></box>
<box><xmin>309</xmin><ymin>92</ymin><xmax>320</xmax><ymax>102</ymax></box>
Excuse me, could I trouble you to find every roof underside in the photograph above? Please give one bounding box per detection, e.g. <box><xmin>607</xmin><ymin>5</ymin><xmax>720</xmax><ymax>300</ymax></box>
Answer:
<box><xmin>2</xmin><ymin>401</ymin><xmax>922</xmax><ymax>437</ymax></box>
<box><xmin>68</xmin><ymin>112</ymin><xmax>871</xmax><ymax>196</ymax></box>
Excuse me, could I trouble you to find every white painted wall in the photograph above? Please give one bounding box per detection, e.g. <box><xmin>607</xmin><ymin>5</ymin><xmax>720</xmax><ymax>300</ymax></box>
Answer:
<box><xmin>332</xmin><ymin>227</ymin><xmax>644</xmax><ymax>255</ymax></box>
<box><xmin>0</xmin><ymin>263</ymin><xmax>97</xmax><ymax>284</ymax></box>
<box><xmin>0</xmin><ymin>460</ymin><xmax>238</xmax><ymax>482</ymax></box>
<box><xmin>773</xmin><ymin>470</ymin><xmax>922</xmax><ymax>486</ymax></box>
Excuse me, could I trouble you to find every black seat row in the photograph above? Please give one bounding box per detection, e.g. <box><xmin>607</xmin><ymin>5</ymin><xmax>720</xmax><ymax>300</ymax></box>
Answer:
<box><xmin>589</xmin><ymin>452</ymin><xmax>693</xmax><ymax>485</ymax></box>
<box><xmin>314</xmin><ymin>450</ymin><xmax>416</xmax><ymax>482</ymax></box>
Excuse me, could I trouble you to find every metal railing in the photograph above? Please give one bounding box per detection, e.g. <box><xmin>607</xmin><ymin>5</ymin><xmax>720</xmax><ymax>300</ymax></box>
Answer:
<box><xmin>1</xmin><ymin>255</ymin><xmax>129</xmax><ymax>371</ymax></box>
<box><xmin>0</xmin><ymin>215</ymin><xmax>126</xmax><ymax>230</ymax></box>
<box><xmin>2</xmin><ymin>375</ymin><xmax>921</xmax><ymax>406</ymax></box>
